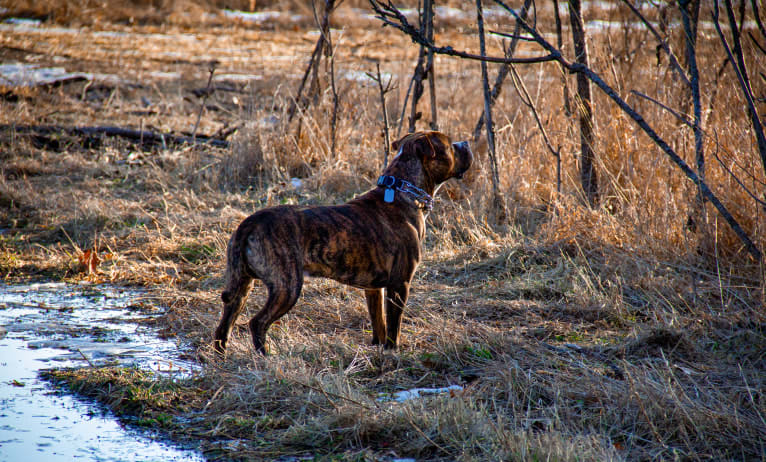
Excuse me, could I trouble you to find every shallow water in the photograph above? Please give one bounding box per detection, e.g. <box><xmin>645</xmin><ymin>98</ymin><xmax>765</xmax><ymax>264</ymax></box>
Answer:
<box><xmin>0</xmin><ymin>282</ymin><xmax>204</xmax><ymax>462</ymax></box>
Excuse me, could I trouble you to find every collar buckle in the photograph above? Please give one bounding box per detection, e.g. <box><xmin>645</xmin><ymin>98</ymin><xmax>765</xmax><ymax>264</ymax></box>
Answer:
<box><xmin>377</xmin><ymin>175</ymin><xmax>433</xmax><ymax>211</ymax></box>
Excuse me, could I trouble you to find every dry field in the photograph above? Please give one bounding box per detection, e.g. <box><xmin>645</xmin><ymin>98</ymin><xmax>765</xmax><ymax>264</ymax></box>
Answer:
<box><xmin>1</xmin><ymin>0</ymin><xmax>765</xmax><ymax>460</ymax></box>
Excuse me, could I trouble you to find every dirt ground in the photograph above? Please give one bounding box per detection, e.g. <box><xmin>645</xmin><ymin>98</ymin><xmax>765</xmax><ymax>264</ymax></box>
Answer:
<box><xmin>1</xmin><ymin>1</ymin><xmax>765</xmax><ymax>460</ymax></box>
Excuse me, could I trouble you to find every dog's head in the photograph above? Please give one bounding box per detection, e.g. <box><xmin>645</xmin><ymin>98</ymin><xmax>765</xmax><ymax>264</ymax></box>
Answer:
<box><xmin>388</xmin><ymin>131</ymin><xmax>473</xmax><ymax>190</ymax></box>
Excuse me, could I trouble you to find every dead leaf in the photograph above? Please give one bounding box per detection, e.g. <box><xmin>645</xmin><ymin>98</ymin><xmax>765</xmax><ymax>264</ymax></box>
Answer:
<box><xmin>78</xmin><ymin>249</ymin><xmax>101</xmax><ymax>274</ymax></box>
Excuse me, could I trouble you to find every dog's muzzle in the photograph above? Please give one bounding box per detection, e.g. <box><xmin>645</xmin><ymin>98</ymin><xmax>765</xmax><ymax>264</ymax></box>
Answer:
<box><xmin>452</xmin><ymin>141</ymin><xmax>473</xmax><ymax>179</ymax></box>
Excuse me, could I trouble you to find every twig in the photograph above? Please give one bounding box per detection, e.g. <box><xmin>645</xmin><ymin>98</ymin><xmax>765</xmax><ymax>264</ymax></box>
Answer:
<box><xmin>312</xmin><ymin>0</ymin><xmax>340</xmax><ymax>157</ymax></box>
<box><xmin>630</xmin><ymin>92</ymin><xmax>766</xmax><ymax>199</ymax></box>
<box><xmin>396</xmin><ymin>69</ymin><xmax>416</xmax><ymax>137</ymax></box>
<box><xmin>752</xmin><ymin>0</ymin><xmax>766</xmax><ymax>40</ymax></box>
<box><xmin>366</xmin><ymin>63</ymin><xmax>395</xmax><ymax>167</ymax></box>
<box><xmin>77</xmin><ymin>348</ymin><xmax>95</xmax><ymax>367</ymax></box>
<box><xmin>289</xmin><ymin>33</ymin><xmax>325</xmax><ymax>123</ymax></box>
<box><xmin>192</xmin><ymin>60</ymin><xmax>219</xmax><ymax>144</ymax></box>
<box><xmin>289</xmin><ymin>0</ymin><xmax>338</xmax><ymax>130</ymax></box>
<box><xmin>750</xmin><ymin>31</ymin><xmax>766</xmax><ymax>53</ymax></box>
<box><xmin>508</xmin><ymin>64</ymin><xmax>561</xmax><ymax>194</ymax></box>
<box><xmin>487</xmin><ymin>30</ymin><xmax>535</xmax><ymax>41</ymax></box>
<box><xmin>631</xmin><ymin>90</ymin><xmax>694</xmax><ymax>127</ymax></box>
<box><xmin>552</xmin><ymin>0</ymin><xmax>572</xmax><ymax>118</ymax></box>
<box><xmin>711</xmin><ymin>130</ymin><xmax>766</xmax><ymax>209</ymax></box>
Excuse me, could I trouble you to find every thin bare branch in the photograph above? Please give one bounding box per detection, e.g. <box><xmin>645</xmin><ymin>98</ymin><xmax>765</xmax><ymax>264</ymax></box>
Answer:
<box><xmin>369</xmin><ymin>0</ymin><xmax>556</xmax><ymax>65</ymax></box>
<box><xmin>711</xmin><ymin>130</ymin><xmax>766</xmax><ymax>209</ymax></box>
<box><xmin>473</xmin><ymin>0</ymin><xmax>534</xmax><ymax>142</ymax></box>
<box><xmin>631</xmin><ymin>90</ymin><xmax>694</xmax><ymax>127</ymax></box>
<box><xmin>713</xmin><ymin>0</ymin><xmax>766</xmax><ymax>178</ymax></box>
<box><xmin>366</xmin><ymin>63</ymin><xmax>395</xmax><ymax>167</ymax></box>
<box><xmin>488</xmin><ymin>30</ymin><xmax>535</xmax><ymax>41</ymax></box>
<box><xmin>425</xmin><ymin>0</ymin><xmax>438</xmax><ymax>131</ymax></box>
<box><xmin>752</xmin><ymin>0</ymin><xmax>766</xmax><ymax>40</ymax></box>
<box><xmin>509</xmin><ymin>64</ymin><xmax>562</xmax><ymax>194</ymax></box>
<box><xmin>476</xmin><ymin>0</ymin><xmax>500</xmax><ymax>202</ymax></box>
<box><xmin>619</xmin><ymin>0</ymin><xmax>692</xmax><ymax>88</ymax></box>
<box><xmin>494</xmin><ymin>0</ymin><xmax>762</xmax><ymax>260</ymax></box>
<box><xmin>552</xmin><ymin>0</ymin><xmax>572</xmax><ymax>117</ymax></box>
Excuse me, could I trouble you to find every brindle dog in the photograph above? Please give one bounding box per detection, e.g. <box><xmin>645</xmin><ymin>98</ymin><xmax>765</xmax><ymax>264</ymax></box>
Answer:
<box><xmin>213</xmin><ymin>131</ymin><xmax>473</xmax><ymax>354</ymax></box>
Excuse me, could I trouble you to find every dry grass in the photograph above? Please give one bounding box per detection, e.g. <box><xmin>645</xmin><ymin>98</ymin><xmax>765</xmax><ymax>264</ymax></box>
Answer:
<box><xmin>1</xmin><ymin>1</ymin><xmax>765</xmax><ymax>460</ymax></box>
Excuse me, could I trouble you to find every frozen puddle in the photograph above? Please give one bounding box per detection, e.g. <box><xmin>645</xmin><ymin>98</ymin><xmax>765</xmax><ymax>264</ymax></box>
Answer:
<box><xmin>0</xmin><ymin>282</ymin><xmax>203</xmax><ymax>462</ymax></box>
<box><xmin>379</xmin><ymin>385</ymin><xmax>463</xmax><ymax>403</ymax></box>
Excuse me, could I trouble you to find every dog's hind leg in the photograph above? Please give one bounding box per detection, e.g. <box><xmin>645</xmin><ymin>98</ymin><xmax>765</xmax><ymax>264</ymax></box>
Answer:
<box><xmin>213</xmin><ymin>277</ymin><xmax>253</xmax><ymax>354</ymax></box>
<box><xmin>365</xmin><ymin>288</ymin><xmax>386</xmax><ymax>345</ymax></box>
<box><xmin>248</xmin><ymin>265</ymin><xmax>303</xmax><ymax>354</ymax></box>
<box><xmin>213</xmin><ymin>238</ymin><xmax>254</xmax><ymax>354</ymax></box>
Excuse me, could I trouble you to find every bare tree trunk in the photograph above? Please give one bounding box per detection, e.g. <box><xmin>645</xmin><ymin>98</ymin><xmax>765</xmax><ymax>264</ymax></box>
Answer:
<box><xmin>679</xmin><ymin>0</ymin><xmax>706</xmax><ymax>232</ymax></box>
<box><xmin>568</xmin><ymin>0</ymin><xmax>598</xmax><ymax>207</ymax></box>
<box><xmin>476</xmin><ymin>0</ymin><xmax>501</xmax><ymax>210</ymax></box>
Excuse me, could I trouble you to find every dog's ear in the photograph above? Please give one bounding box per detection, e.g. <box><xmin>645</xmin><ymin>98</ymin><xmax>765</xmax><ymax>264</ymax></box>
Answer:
<box><xmin>391</xmin><ymin>138</ymin><xmax>401</xmax><ymax>153</ymax></box>
<box><xmin>391</xmin><ymin>134</ymin><xmax>410</xmax><ymax>157</ymax></box>
<box><xmin>392</xmin><ymin>132</ymin><xmax>444</xmax><ymax>159</ymax></box>
<box><xmin>415</xmin><ymin>132</ymin><xmax>446</xmax><ymax>160</ymax></box>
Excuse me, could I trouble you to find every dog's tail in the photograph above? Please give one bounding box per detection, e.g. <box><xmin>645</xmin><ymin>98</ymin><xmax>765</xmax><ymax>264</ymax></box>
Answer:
<box><xmin>221</xmin><ymin>227</ymin><xmax>250</xmax><ymax>304</ymax></box>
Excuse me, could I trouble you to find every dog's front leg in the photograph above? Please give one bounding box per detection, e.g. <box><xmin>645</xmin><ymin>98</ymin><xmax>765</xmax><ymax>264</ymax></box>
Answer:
<box><xmin>364</xmin><ymin>288</ymin><xmax>386</xmax><ymax>345</ymax></box>
<box><xmin>384</xmin><ymin>283</ymin><xmax>409</xmax><ymax>349</ymax></box>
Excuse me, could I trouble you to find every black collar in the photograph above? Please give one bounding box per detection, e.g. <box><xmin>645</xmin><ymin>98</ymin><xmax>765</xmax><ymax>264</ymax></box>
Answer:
<box><xmin>377</xmin><ymin>175</ymin><xmax>434</xmax><ymax>211</ymax></box>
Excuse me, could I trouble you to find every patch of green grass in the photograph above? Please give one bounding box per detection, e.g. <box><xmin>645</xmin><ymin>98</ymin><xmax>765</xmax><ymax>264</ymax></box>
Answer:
<box><xmin>179</xmin><ymin>242</ymin><xmax>216</xmax><ymax>264</ymax></box>
<box><xmin>464</xmin><ymin>344</ymin><xmax>493</xmax><ymax>360</ymax></box>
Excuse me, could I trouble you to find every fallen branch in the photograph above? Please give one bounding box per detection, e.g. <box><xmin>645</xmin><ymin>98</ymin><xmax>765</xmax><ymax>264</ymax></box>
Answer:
<box><xmin>3</xmin><ymin>124</ymin><xmax>230</xmax><ymax>150</ymax></box>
